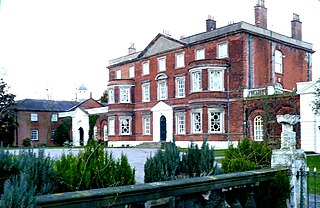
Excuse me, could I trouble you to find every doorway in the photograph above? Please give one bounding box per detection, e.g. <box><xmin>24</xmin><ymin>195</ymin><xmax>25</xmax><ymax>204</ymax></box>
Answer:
<box><xmin>160</xmin><ymin>115</ymin><xmax>167</xmax><ymax>141</ymax></box>
<box><xmin>79</xmin><ymin>127</ymin><xmax>84</xmax><ymax>146</ymax></box>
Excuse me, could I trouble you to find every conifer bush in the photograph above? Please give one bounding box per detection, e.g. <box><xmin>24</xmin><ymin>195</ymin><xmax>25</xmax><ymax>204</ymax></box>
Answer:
<box><xmin>144</xmin><ymin>138</ymin><xmax>219</xmax><ymax>183</ymax></box>
<box><xmin>55</xmin><ymin>140</ymin><xmax>135</xmax><ymax>192</ymax></box>
<box><xmin>221</xmin><ymin>137</ymin><xmax>272</xmax><ymax>173</ymax></box>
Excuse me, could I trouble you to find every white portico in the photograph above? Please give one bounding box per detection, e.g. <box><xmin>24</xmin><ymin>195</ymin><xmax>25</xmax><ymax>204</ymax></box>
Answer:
<box><xmin>151</xmin><ymin>101</ymin><xmax>173</xmax><ymax>142</ymax></box>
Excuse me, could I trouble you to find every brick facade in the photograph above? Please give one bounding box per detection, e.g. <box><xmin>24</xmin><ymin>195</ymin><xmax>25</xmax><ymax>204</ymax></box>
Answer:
<box><xmin>106</xmin><ymin>3</ymin><xmax>313</xmax><ymax>148</ymax></box>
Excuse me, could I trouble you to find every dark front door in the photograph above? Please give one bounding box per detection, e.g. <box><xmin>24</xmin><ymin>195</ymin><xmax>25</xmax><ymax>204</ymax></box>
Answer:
<box><xmin>160</xmin><ymin>115</ymin><xmax>167</xmax><ymax>141</ymax></box>
<box><xmin>79</xmin><ymin>127</ymin><xmax>84</xmax><ymax>146</ymax></box>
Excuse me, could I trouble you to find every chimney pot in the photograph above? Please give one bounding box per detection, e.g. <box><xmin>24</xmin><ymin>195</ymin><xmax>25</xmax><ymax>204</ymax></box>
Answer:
<box><xmin>206</xmin><ymin>16</ymin><xmax>216</xmax><ymax>32</ymax></box>
<box><xmin>128</xmin><ymin>43</ymin><xmax>136</xmax><ymax>54</ymax></box>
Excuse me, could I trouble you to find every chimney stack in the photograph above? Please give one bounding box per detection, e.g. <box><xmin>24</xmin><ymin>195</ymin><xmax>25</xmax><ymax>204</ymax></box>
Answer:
<box><xmin>254</xmin><ymin>0</ymin><xmax>267</xmax><ymax>29</ymax></box>
<box><xmin>128</xmin><ymin>43</ymin><xmax>136</xmax><ymax>54</ymax></box>
<box><xmin>206</xmin><ymin>15</ymin><xmax>216</xmax><ymax>32</ymax></box>
<box><xmin>291</xmin><ymin>13</ymin><xmax>302</xmax><ymax>41</ymax></box>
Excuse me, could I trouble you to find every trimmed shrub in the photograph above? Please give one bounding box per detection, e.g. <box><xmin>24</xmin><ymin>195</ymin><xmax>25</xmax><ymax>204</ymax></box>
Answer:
<box><xmin>55</xmin><ymin>140</ymin><xmax>135</xmax><ymax>192</ymax></box>
<box><xmin>144</xmin><ymin>139</ymin><xmax>219</xmax><ymax>183</ymax></box>
<box><xmin>23</xmin><ymin>138</ymin><xmax>32</xmax><ymax>147</ymax></box>
<box><xmin>222</xmin><ymin>137</ymin><xmax>272</xmax><ymax>173</ymax></box>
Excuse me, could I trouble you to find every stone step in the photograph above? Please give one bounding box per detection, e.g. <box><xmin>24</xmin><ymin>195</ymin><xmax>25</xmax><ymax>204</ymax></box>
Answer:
<box><xmin>135</xmin><ymin>142</ymin><xmax>169</xmax><ymax>148</ymax></box>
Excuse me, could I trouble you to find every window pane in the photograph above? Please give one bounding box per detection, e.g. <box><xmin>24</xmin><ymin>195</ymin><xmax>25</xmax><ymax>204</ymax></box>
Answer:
<box><xmin>218</xmin><ymin>43</ymin><xmax>228</xmax><ymax>58</ymax></box>
<box><xmin>177</xmin><ymin>114</ymin><xmax>185</xmax><ymax>134</ymax></box>
<box><xmin>142</xmin><ymin>84</ymin><xmax>150</xmax><ymax>102</ymax></box>
<box><xmin>210</xmin><ymin>70</ymin><xmax>222</xmax><ymax>91</ymax></box>
<box><xmin>176</xmin><ymin>78</ymin><xmax>185</xmax><ymax>97</ymax></box>
<box><xmin>158</xmin><ymin>82</ymin><xmax>167</xmax><ymax>100</ymax></box>
<box><xmin>120</xmin><ymin>88</ymin><xmax>130</xmax><ymax>103</ymax></box>
<box><xmin>142</xmin><ymin>62</ymin><xmax>149</xmax><ymax>75</ymax></box>
<box><xmin>192</xmin><ymin>71</ymin><xmax>201</xmax><ymax>91</ymax></box>
<box><xmin>116</xmin><ymin>70</ymin><xmax>121</xmax><ymax>79</ymax></box>
<box><xmin>196</xmin><ymin>49</ymin><xmax>205</xmax><ymax>60</ymax></box>
<box><xmin>109</xmin><ymin>119</ymin><xmax>115</xmax><ymax>135</ymax></box>
<box><xmin>254</xmin><ymin>116</ymin><xmax>264</xmax><ymax>141</ymax></box>
<box><xmin>192</xmin><ymin>112</ymin><xmax>202</xmax><ymax>133</ymax></box>
<box><xmin>275</xmin><ymin>50</ymin><xmax>283</xmax><ymax>74</ymax></box>
<box><xmin>129</xmin><ymin>66</ymin><xmax>135</xmax><ymax>78</ymax></box>
<box><xmin>158</xmin><ymin>57</ymin><xmax>166</xmax><ymax>71</ymax></box>
<box><xmin>144</xmin><ymin>117</ymin><xmax>150</xmax><ymax>135</ymax></box>
<box><xmin>31</xmin><ymin>113</ymin><xmax>38</xmax><ymax>121</ymax></box>
<box><xmin>176</xmin><ymin>53</ymin><xmax>185</xmax><ymax>68</ymax></box>
<box><xmin>120</xmin><ymin>118</ymin><xmax>131</xmax><ymax>135</ymax></box>
<box><xmin>103</xmin><ymin>125</ymin><xmax>108</xmax><ymax>141</ymax></box>
<box><xmin>108</xmin><ymin>89</ymin><xmax>115</xmax><ymax>104</ymax></box>
<box><xmin>51</xmin><ymin>114</ymin><xmax>58</xmax><ymax>122</ymax></box>
<box><xmin>31</xmin><ymin>130</ymin><xmax>38</xmax><ymax>140</ymax></box>
<box><xmin>210</xmin><ymin>112</ymin><xmax>222</xmax><ymax>132</ymax></box>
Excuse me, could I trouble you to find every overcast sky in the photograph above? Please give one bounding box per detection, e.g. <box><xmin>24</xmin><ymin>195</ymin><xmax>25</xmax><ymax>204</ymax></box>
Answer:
<box><xmin>0</xmin><ymin>0</ymin><xmax>319</xmax><ymax>101</ymax></box>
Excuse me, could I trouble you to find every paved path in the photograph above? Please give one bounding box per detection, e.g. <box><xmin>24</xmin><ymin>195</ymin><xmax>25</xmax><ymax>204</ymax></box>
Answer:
<box><xmin>7</xmin><ymin>148</ymin><xmax>159</xmax><ymax>184</ymax></box>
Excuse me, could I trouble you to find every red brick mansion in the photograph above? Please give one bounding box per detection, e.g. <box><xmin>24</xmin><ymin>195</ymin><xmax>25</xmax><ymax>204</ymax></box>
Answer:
<box><xmin>106</xmin><ymin>1</ymin><xmax>313</xmax><ymax>149</ymax></box>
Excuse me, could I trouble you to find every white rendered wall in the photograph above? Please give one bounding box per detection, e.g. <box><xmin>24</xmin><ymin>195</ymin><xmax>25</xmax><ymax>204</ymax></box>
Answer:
<box><xmin>151</xmin><ymin>101</ymin><xmax>173</xmax><ymax>142</ymax></box>
<box><xmin>297</xmin><ymin>82</ymin><xmax>320</xmax><ymax>153</ymax></box>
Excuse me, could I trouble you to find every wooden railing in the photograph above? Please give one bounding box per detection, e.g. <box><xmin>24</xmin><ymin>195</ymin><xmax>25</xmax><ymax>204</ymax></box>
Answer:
<box><xmin>36</xmin><ymin>168</ymin><xmax>288</xmax><ymax>208</ymax></box>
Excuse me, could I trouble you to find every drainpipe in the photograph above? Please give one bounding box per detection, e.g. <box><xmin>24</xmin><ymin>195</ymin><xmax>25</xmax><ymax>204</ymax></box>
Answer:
<box><xmin>227</xmin><ymin>64</ymin><xmax>231</xmax><ymax>146</ymax></box>
<box><xmin>307</xmin><ymin>53</ymin><xmax>311</xmax><ymax>81</ymax></box>
<box><xmin>248</xmin><ymin>35</ymin><xmax>253</xmax><ymax>89</ymax></box>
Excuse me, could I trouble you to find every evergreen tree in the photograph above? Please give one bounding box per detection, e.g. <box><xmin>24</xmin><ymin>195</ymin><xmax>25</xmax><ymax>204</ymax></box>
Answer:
<box><xmin>0</xmin><ymin>78</ymin><xmax>17</xmax><ymax>146</ymax></box>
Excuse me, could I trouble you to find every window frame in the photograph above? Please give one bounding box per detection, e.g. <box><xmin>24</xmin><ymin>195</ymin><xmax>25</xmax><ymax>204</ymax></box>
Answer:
<box><xmin>142</xmin><ymin>61</ymin><xmax>150</xmax><ymax>76</ymax></box>
<box><xmin>119</xmin><ymin>87</ymin><xmax>131</xmax><ymax>103</ymax></box>
<box><xmin>275</xmin><ymin>50</ymin><xmax>283</xmax><ymax>74</ymax></box>
<box><xmin>116</xmin><ymin>69</ymin><xmax>121</xmax><ymax>79</ymax></box>
<box><xmin>218</xmin><ymin>42</ymin><xmax>228</xmax><ymax>59</ymax></box>
<box><xmin>191</xmin><ymin>109</ymin><xmax>202</xmax><ymax>134</ymax></box>
<box><xmin>129</xmin><ymin>65</ymin><xmax>135</xmax><ymax>78</ymax></box>
<box><xmin>51</xmin><ymin>114</ymin><xmax>58</xmax><ymax>122</ymax></box>
<box><xmin>208</xmin><ymin>109</ymin><xmax>224</xmax><ymax>134</ymax></box>
<box><xmin>31</xmin><ymin>129</ymin><xmax>39</xmax><ymax>140</ymax></box>
<box><xmin>119</xmin><ymin>116</ymin><xmax>132</xmax><ymax>135</ymax></box>
<box><xmin>30</xmin><ymin>113</ymin><xmax>38</xmax><ymax>122</ymax></box>
<box><xmin>108</xmin><ymin>117</ymin><xmax>115</xmax><ymax>135</ymax></box>
<box><xmin>143</xmin><ymin>116</ymin><xmax>151</xmax><ymax>135</ymax></box>
<box><xmin>158</xmin><ymin>57</ymin><xmax>166</xmax><ymax>72</ymax></box>
<box><xmin>103</xmin><ymin>125</ymin><xmax>108</xmax><ymax>141</ymax></box>
<box><xmin>157</xmin><ymin>80</ymin><xmax>167</xmax><ymax>100</ymax></box>
<box><xmin>208</xmin><ymin>68</ymin><xmax>224</xmax><ymax>91</ymax></box>
<box><xmin>142</xmin><ymin>82</ymin><xmax>150</xmax><ymax>102</ymax></box>
<box><xmin>190</xmin><ymin>69</ymin><xmax>202</xmax><ymax>92</ymax></box>
<box><xmin>51</xmin><ymin>129</ymin><xmax>55</xmax><ymax>141</ymax></box>
<box><xmin>195</xmin><ymin>48</ymin><xmax>205</xmax><ymax>60</ymax></box>
<box><xmin>254</xmin><ymin>115</ymin><xmax>264</xmax><ymax>141</ymax></box>
<box><xmin>176</xmin><ymin>112</ymin><xmax>186</xmax><ymax>135</ymax></box>
<box><xmin>175</xmin><ymin>52</ymin><xmax>185</xmax><ymax>68</ymax></box>
<box><xmin>175</xmin><ymin>76</ymin><xmax>185</xmax><ymax>98</ymax></box>
<box><xmin>93</xmin><ymin>126</ymin><xmax>98</xmax><ymax>140</ymax></box>
<box><xmin>108</xmin><ymin>88</ymin><xmax>115</xmax><ymax>104</ymax></box>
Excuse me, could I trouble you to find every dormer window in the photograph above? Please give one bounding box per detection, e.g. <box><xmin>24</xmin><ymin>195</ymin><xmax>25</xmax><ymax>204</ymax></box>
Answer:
<box><xmin>275</xmin><ymin>50</ymin><xmax>283</xmax><ymax>74</ymax></box>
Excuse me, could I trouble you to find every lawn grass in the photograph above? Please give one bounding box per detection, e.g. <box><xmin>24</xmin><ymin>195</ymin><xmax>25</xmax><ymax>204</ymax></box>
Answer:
<box><xmin>306</xmin><ymin>155</ymin><xmax>320</xmax><ymax>195</ymax></box>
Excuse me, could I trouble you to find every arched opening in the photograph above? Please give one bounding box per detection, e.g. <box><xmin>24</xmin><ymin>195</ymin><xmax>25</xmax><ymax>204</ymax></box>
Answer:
<box><xmin>78</xmin><ymin>127</ymin><xmax>84</xmax><ymax>146</ymax></box>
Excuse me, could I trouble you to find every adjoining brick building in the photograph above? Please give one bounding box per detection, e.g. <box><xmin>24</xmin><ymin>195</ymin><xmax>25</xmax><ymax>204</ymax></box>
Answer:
<box><xmin>14</xmin><ymin>99</ymin><xmax>79</xmax><ymax>146</ymax></box>
<box><xmin>14</xmin><ymin>97</ymin><xmax>108</xmax><ymax>147</ymax></box>
<box><xmin>106</xmin><ymin>1</ymin><xmax>314</xmax><ymax>149</ymax></box>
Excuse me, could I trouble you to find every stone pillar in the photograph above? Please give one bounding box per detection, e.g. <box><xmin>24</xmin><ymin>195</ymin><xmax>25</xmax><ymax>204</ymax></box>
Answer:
<box><xmin>271</xmin><ymin>114</ymin><xmax>307</xmax><ymax>208</ymax></box>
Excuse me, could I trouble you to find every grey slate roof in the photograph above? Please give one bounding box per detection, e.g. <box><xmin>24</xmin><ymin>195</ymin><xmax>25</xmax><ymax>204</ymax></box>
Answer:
<box><xmin>108</xmin><ymin>21</ymin><xmax>314</xmax><ymax>68</ymax></box>
<box><xmin>15</xmin><ymin>99</ymin><xmax>79</xmax><ymax>112</ymax></box>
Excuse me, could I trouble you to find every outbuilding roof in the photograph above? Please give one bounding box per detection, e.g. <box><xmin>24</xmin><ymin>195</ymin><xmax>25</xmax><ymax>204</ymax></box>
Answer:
<box><xmin>15</xmin><ymin>99</ymin><xmax>79</xmax><ymax>112</ymax></box>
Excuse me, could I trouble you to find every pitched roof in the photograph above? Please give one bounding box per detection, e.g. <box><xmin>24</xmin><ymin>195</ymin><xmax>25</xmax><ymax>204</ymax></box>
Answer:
<box><xmin>108</xmin><ymin>21</ymin><xmax>314</xmax><ymax>68</ymax></box>
<box><xmin>15</xmin><ymin>99</ymin><xmax>79</xmax><ymax>112</ymax></box>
